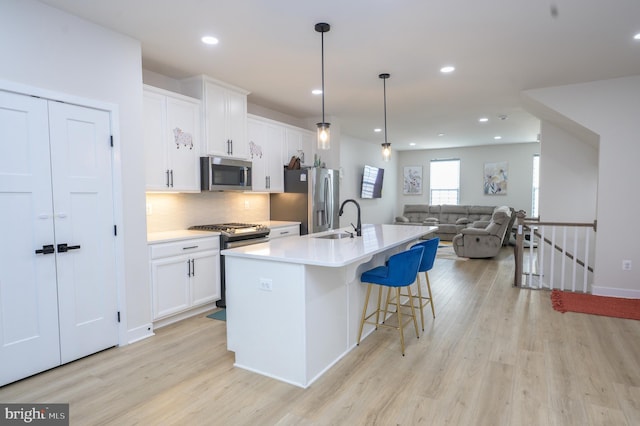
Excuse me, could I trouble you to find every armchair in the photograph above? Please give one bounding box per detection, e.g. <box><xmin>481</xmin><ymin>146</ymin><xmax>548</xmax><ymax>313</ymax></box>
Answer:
<box><xmin>452</xmin><ymin>206</ymin><xmax>512</xmax><ymax>258</ymax></box>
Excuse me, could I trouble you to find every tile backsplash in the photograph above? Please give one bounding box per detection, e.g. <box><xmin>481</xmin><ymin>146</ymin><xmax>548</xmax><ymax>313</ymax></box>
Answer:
<box><xmin>146</xmin><ymin>192</ymin><xmax>270</xmax><ymax>233</ymax></box>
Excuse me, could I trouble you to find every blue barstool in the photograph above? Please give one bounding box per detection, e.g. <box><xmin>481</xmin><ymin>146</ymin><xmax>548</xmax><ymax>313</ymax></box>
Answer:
<box><xmin>409</xmin><ymin>237</ymin><xmax>439</xmax><ymax>330</ymax></box>
<box><xmin>357</xmin><ymin>245</ymin><xmax>424</xmax><ymax>355</ymax></box>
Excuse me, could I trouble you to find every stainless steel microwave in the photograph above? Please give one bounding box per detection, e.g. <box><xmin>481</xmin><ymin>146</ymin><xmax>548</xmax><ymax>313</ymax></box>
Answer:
<box><xmin>200</xmin><ymin>157</ymin><xmax>252</xmax><ymax>191</ymax></box>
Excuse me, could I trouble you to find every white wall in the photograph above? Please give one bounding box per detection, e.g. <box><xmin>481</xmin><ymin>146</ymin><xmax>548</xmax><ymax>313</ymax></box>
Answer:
<box><xmin>339</xmin><ymin>135</ymin><xmax>399</xmax><ymax>227</ymax></box>
<box><xmin>524</xmin><ymin>76</ymin><xmax>640</xmax><ymax>297</ymax></box>
<box><xmin>396</xmin><ymin>143</ymin><xmax>540</xmax><ymax>216</ymax></box>
<box><xmin>538</xmin><ymin>121</ymin><xmax>599</xmax><ymax>222</ymax></box>
<box><xmin>0</xmin><ymin>0</ymin><xmax>151</xmax><ymax>341</ymax></box>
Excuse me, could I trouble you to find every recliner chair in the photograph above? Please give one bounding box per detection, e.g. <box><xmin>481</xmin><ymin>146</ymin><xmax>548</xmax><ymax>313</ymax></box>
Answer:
<box><xmin>452</xmin><ymin>206</ymin><xmax>512</xmax><ymax>258</ymax></box>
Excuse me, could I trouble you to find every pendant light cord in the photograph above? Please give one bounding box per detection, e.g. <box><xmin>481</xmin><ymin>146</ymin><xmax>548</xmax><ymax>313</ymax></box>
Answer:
<box><xmin>383</xmin><ymin>76</ymin><xmax>387</xmax><ymax>144</ymax></box>
<box><xmin>321</xmin><ymin>31</ymin><xmax>325</xmax><ymax>123</ymax></box>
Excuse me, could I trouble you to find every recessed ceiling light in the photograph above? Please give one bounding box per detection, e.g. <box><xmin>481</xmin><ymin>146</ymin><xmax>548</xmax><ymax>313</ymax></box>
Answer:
<box><xmin>634</xmin><ymin>33</ymin><xmax>640</xmax><ymax>40</ymax></box>
<box><xmin>437</xmin><ymin>133</ymin><xmax>445</xmax><ymax>137</ymax></box>
<box><xmin>374</xmin><ymin>128</ymin><xmax>382</xmax><ymax>133</ymax></box>
<box><xmin>312</xmin><ymin>89</ymin><xmax>323</xmax><ymax>95</ymax></box>
<box><xmin>478</xmin><ymin>117</ymin><xmax>489</xmax><ymax>123</ymax></box>
<box><xmin>440</xmin><ymin>65</ymin><xmax>455</xmax><ymax>73</ymax></box>
<box><xmin>494</xmin><ymin>136</ymin><xmax>502</xmax><ymax>140</ymax></box>
<box><xmin>409</xmin><ymin>142</ymin><xmax>416</xmax><ymax>146</ymax></box>
<box><xmin>201</xmin><ymin>36</ymin><xmax>219</xmax><ymax>45</ymax></box>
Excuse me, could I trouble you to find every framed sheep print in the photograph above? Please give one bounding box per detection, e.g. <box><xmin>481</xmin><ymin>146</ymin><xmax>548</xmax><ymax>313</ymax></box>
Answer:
<box><xmin>484</xmin><ymin>161</ymin><xmax>508</xmax><ymax>195</ymax></box>
<box><xmin>403</xmin><ymin>166</ymin><xmax>422</xmax><ymax>195</ymax></box>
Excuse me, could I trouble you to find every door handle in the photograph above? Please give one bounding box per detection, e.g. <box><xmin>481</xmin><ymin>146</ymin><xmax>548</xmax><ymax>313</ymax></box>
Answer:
<box><xmin>35</xmin><ymin>244</ymin><xmax>55</xmax><ymax>255</ymax></box>
<box><xmin>57</xmin><ymin>243</ymin><xmax>81</xmax><ymax>253</ymax></box>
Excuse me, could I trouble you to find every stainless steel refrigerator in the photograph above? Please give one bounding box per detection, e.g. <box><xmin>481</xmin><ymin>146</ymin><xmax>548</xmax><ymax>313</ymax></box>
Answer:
<box><xmin>270</xmin><ymin>168</ymin><xmax>339</xmax><ymax>235</ymax></box>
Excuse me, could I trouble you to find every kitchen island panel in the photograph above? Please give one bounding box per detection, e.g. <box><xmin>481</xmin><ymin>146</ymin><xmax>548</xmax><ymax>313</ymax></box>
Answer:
<box><xmin>226</xmin><ymin>257</ymin><xmax>306</xmax><ymax>385</ymax></box>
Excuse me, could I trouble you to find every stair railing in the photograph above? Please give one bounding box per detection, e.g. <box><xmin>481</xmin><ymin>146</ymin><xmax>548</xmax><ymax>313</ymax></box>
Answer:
<box><xmin>513</xmin><ymin>210</ymin><xmax>597</xmax><ymax>291</ymax></box>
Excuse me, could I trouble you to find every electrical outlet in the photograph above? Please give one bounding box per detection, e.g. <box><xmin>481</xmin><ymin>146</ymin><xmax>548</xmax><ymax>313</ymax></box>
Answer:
<box><xmin>146</xmin><ymin>202</ymin><xmax>153</xmax><ymax>215</ymax></box>
<box><xmin>622</xmin><ymin>260</ymin><xmax>632</xmax><ymax>271</ymax></box>
<box><xmin>259</xmin><ymin>278</ymin><xmax>272</xmax><ymax>291</ymax></box>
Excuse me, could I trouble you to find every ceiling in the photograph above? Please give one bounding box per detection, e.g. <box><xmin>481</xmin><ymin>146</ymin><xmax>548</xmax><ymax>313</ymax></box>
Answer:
<box><xmin>38</xmin><ymin>0</ymin><xmax>640</xmax><ymax>151</ymax></box>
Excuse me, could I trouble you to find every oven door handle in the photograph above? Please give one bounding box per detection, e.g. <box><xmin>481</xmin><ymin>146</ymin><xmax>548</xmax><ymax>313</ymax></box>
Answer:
<box><xmin>224</xmin><ymin>236</ymin><xmax>270</xmax><ymax>249</ymax></box>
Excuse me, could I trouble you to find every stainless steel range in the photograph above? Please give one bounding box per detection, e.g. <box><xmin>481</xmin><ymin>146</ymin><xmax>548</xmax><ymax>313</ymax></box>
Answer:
<box><xmin>189</xmin><ymin>222</ymin><xmax>270</xmax><ymax>308</ymax></box>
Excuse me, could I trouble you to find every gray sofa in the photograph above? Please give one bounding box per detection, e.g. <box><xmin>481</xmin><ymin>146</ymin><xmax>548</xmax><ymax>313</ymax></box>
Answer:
<box><xmin>452</xmin><ymin>206</ymin><xmax>513</xmax><ymax>258</ymax></box>
<box><xmin>394</xmin><ymin>204</ymin><xmax>515</xmax><ymax>243</ymax></box>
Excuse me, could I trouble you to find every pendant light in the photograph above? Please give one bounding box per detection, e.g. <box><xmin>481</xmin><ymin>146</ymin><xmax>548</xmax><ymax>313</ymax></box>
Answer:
<box><xmin>315</xmin><ymin>22</ymin><xmax>331</xmax><ymax>150</ymax></box>
<box><xmin>380</xmin><ymin>73</ymin><xmax>391</xmax><ymax>161</ymax></box>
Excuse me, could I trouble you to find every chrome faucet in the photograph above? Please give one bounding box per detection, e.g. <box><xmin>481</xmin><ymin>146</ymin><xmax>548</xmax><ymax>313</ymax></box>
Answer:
<box><xmin>339</xmin><ymin>199</ymin><xmax>362</xmax><ymax>236</ymax></box>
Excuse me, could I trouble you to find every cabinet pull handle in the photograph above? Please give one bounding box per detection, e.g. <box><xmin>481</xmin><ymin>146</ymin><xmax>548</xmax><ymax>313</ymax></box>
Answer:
<box><xmin>280</xmin><ymin>231</ymin><xmax>289</xmax><ymax>235</ymax></box>
<box><xmin>35</xmin><ymin>244</ymin><xmax>55</xmax><ymax>255</ymax></box>
<box><xmin>170</xmin><ymin>170</ymin><xmax>174</xmax><ymax>187</ymax></box>
<box><xmin>57</xmin><ymin>243</ymin><xmax>81</xmax><ymax>253</ymax></box>
<box><xmin>229</xmin><ymin>139</ymin><xmax>233</xmax><ymax>155</ymax></box>
<box><xmin>191</xmin><ymin>259</ymin><xmax>195</xmax><ymax>276</ymax></box>
<box><xmin>187</xmin><ymin>259</ymin><xmax>191</xmax><ymax>276</ymax></box>
<box><xmin>166</xmin><ymin>170</ymin><xmax>170</xmax><ymax>187</ymax></box>
<box><xmin>182</xmin><ymin>245</ymin><xmax>198</xmax><ymax>250</ymax></box>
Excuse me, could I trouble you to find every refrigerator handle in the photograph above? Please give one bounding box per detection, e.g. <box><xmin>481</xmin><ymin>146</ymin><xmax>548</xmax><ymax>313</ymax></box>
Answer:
<box><xmin>326</xmin><ymin>174</ymin><xmax>333</xmax><ymax>228</ymax></box>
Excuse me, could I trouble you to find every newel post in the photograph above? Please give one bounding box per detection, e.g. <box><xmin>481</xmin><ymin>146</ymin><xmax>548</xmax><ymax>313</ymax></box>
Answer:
<box><xmin>513</xmin><ymin>210</ymin><xmax>527</xmax><ymax>287</ymax></box>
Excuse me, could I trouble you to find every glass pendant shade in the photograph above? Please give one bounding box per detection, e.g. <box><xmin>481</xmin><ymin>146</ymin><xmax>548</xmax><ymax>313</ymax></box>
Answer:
<box><xmin>382</xmin><ymin>142</ymin><xmax>391</xmax><ymax>162</ymax></box>
<box><xmin>317</xmin><ymin>122</ymin><xmax>331</xmax><ymax>150</ymax></box>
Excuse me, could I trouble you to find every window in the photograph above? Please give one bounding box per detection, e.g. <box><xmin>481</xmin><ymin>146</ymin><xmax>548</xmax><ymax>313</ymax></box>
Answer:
<box><xmin>430</xmin><ymin>159</ymin><xmax>460</xmax><ymax>205</ymax></box>
<box><xmin>531</xmin><ymin>154</ymin><xmax>540</xmax><ymax>217</ymax></box>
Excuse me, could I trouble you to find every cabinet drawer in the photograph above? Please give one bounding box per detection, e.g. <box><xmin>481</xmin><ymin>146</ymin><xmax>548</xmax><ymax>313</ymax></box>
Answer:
<box><xmin>269</xmin><ymin>225</ymin><xmax>300</xmax><ymax>239</ymax></box>
<box><xmin>150</xmin><ymin>237</ymin><xmax>219</xmax><ymax>259</ymax></box>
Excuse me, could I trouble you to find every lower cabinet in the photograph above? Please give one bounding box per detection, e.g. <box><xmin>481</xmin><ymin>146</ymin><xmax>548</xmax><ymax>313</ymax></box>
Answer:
<box><xmin>149</xmin><ymin>236</ymin><xmax>220</xmax><ymax>321</ymax></box>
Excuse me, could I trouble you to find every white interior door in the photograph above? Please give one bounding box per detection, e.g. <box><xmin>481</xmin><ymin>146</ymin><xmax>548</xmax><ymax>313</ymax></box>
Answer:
<box><xmin>0</xmin><ymin>91</ymin><xmax>61</xmax><ymax>386</ymax></box>
<box><xmin>48</xmin><ymin>102</ymin><xmax>119</xmax><ymax>364</ymax></box>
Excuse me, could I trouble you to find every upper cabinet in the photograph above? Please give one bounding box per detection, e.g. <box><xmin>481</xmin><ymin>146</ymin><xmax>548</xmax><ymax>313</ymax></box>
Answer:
<box><xmin>143</xmin><ymin>85</ymin><xmax>201</xmax><ymax>192</ymax></box>
<box><xmin>285</xmin><ymin>126</ymin><xmax>314</xmax><ymax>168</ymax></box>
<box><xmin>248</xmin><ymin>115</ymin><xmax>285</xmax><ymax>192</ymax></box>
<box><xmin>181</xmin><ymin>76</ymin><xmax>250</xmax><ymax>159</ymax></box>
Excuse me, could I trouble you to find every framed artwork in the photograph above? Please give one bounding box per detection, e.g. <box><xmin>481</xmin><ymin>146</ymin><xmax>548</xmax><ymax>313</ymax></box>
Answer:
<box><xmin>484</xmin><ymin>161</ymin><xmax>508</xmax><ymax>195</ymax></box>
<box><xmin>403</xmin><ymin>166</ymin><xmax>422</xmax><ymax>195</ymax></box>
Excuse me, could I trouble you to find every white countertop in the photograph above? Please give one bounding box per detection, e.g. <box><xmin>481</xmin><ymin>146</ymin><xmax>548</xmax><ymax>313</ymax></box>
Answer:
<box><xmin>147</xmin><ymin>230</ymin><xmax>220</xmax><ymax>243</ymax></box>
<box><xmin>221</xmin><ymin>224</ymin><xmax>437</xmax><ymax>267</ymax></box>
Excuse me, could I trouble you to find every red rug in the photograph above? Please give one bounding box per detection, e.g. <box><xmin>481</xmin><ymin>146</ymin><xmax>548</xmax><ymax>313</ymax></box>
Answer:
<box><xmin>551</xmin><ymin>289</ymin><xmax>640</xmax><ymax>320</ymax></box>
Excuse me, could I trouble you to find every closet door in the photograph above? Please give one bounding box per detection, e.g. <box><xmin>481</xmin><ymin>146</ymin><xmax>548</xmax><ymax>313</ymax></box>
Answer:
<box><xmin>0</xmin><ymin>91</ymin><xmax>61</xmax><ymax>385</ymax></box>
<box><xmin>48</xmin><ymin>102</ymin><xmax>119</xmax><ymax>364</ymax></box>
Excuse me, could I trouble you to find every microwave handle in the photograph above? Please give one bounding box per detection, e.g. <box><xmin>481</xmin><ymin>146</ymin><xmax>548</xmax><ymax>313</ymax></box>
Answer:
<box><xmin>243</xmin><ymin>167</ymin><xmax>249</xmax><ymax>186</ymax></box>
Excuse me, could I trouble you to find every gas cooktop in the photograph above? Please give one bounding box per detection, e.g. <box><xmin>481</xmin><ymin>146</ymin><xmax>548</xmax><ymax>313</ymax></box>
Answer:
<box><xmin>189</xmin><ymin>222</ymin><xmax>269</xmax><ymax>237</ymax></box>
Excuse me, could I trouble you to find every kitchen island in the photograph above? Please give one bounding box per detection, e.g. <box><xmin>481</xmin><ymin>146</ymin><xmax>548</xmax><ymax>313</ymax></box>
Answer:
<box><xmin>222</xmin><ymin>223</ymin><xmax>437</xmax><ymax>388</ymax></box>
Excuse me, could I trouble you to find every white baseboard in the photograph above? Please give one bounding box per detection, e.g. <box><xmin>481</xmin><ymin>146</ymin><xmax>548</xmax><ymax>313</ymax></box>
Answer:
<box><xmin>127</xmin><ymin>323</ymin><xmax>155</xmax><ymax>345</ymax></box>
<box><xmin>591</xmin><ymin>286</ymin><xmax>640</xmax><ymax>299</ymax></box>
<box><xmin>153</xmin><ymin>302</ymin><xmax>218</xmax><ymax>329</ymax></box>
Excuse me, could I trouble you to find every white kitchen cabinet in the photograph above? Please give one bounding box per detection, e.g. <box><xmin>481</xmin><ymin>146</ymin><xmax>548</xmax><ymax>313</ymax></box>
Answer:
<box><xmin>269</xmin><ymin>224</ymin><xmax>300</xmax><ymax>239</ymax></box>
<box><xmin>181</xmin><ymin>76</ymin><xmax>249</xmax><ymax>159</ymax></box>
<box><xmin>143</xmin><ymin>85</ymin><xmax>201</xmax><ymax>192</ymax></box>
<box><xmin>149</xmin><ymin>236</ymin><xmax>220</xmax><ymax>321</ymax></box>
<box><xmin>285</xmin><ymin>126</ymin><xmax>314</xmax><ymax>167</ymax></box>
<box><xmin>248</xmin><ymin>115</ymin><xmax>285</xmax><ymax>192</ymax></box>
<box><xmin>0</xmin><ymin>90</ymin><xmax>119</xmax><ymax>386</ymax></box>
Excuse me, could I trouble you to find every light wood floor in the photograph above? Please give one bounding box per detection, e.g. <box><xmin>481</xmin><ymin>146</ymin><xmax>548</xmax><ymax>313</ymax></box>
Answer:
<box><xmin>2</xmin><ymin>247</ymin><xmax>640</xmax><ymax>425</ymax></box>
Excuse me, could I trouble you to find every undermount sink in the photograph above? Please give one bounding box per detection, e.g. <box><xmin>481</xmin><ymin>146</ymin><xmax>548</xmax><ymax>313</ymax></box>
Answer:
<box><xmin>313</xmin><ymin>232</ymin><xmax>353</xmax><ymax>240</ymax></box>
